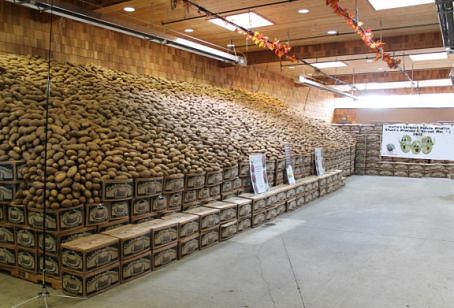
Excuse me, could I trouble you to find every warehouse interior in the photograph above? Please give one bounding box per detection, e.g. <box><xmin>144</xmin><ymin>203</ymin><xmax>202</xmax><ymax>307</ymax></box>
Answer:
<box><xmin>0</xmin><ymin>0</ymin><xmax>454</xmax><ymax>307</ymax></box>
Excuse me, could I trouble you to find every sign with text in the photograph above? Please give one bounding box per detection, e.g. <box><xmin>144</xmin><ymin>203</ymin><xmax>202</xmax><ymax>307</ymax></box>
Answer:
<box><xmin>249</xmin><ymin>153</ymin><xmax>269</xmax><ymax>194</ymax></box>
<box><xmin>314</xmin><ymin>148</ymin><xmax>325</xmax><ymax>176</ymax></box>
<box><xmin>284</xmin><ymin>144</ymin><xmax>296</xmax><ymax>184</ymax></box>
<box><xmin>381</xmin><ymin>124</ymin><xmax>454</xmax><ymax>160</ymax></box>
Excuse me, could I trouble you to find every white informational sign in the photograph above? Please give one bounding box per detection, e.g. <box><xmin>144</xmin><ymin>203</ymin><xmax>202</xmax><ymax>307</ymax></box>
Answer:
<box><xmin>249</xmin><ymin>153</ymin><xmax>269</xmax><ymax>194</ymax></box>
<box><xmin>381</xmin><ymin>124</ymin><xmax>454</xmax><ymax>161</ymax></box>
<box><xmin>284</xmin><ymin>144</ymin><xmax>296</xmax><ymax>185</ymax></box>
<box><xmin>314</xmin><ymin>148</ymin><xmax>325</xmax><ymax>176</ymax></box>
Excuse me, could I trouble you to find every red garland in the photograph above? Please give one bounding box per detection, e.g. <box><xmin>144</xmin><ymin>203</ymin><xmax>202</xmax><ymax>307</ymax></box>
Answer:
<box><xmin>325</xmin><ymin>0</ymin><xmax>401</xmax><ymax>69</ymax></box>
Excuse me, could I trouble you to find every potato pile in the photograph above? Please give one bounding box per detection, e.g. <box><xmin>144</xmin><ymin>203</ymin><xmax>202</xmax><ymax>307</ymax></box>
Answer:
<box><xmin>0</xmin><ymin>54</ymin><xmax>354</xmax><ymax>209</ymax></box>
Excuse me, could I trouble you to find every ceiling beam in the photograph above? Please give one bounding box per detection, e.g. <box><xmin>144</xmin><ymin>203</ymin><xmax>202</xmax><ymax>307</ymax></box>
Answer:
<box><xmin>245</xmin><ymin>32</ymin><xmax>443</xmax><ymax>65</ymax></box>
<box><xmin>320</xmin><ymin>68</ymin><xmax>452</xmax><ymax>84</ymax></box>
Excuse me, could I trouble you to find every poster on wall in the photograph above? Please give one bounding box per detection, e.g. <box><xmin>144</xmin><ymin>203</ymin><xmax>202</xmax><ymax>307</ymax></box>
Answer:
<box><xmin>314</xmin><ymin>148</ymin><xmax>325</xmax><ymax>176</ymax></box>
<box><xmin>284</xmin><ymin>144</ymin><xmax>296</xmax><ymax>185</ymax></box>
<box><xmin>381</xmin><ymin>124</ymin><xmax>454</xmax><ymax>161</ymax></box>
<box><xmin>249</xmin><ymin>153</ymin><xmax>269</xmax><ymax>194</ymax></box>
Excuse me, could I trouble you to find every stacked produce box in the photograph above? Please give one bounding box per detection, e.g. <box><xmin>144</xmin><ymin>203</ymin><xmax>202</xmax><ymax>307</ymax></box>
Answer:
<box><xmin>334</xmin><ymin>124</ymin><xmax>454</xmax><ymax>178</ymax></box>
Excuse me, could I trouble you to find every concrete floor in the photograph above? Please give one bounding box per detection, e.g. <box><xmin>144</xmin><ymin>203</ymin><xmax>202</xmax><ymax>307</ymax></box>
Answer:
<box><xmin>2</xmin><ymin>176</ymin><xmax>454</xmax><ymax>308</ymax></box>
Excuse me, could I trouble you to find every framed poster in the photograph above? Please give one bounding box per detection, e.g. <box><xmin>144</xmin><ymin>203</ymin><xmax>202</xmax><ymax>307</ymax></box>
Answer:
<box><xmin>249</xmin><ymin>153</ymin><xmax>269</xmax><ymax>194</ymax></box>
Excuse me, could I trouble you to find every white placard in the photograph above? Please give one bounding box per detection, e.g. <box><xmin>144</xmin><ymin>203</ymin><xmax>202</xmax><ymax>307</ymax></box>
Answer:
<box><xmin>249</xmin><ymin>153</ymin><xmax>269</xmax><ymax>194</ymax></box>
<box><xmin>286</xmin><ymin>165</ymin><xmax>296</xmax><ymax>185</ymax></box>
<box><xmin>314</xmin><ymin>148</ymin><xmax>325</xmax><ymax>176</ymax></box>
<box><xmin>284</xmin><ymin>144</ymin><xmax>296</xmax><ymax>184</ymax></box>
<box><xmin>381</xmin><ymin>124</ymin><xmax>454</xmax><ymax>161</ymax></box>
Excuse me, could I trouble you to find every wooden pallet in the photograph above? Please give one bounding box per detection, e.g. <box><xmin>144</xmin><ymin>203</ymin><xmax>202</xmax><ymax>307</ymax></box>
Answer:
<box><xmin>13</xmin><ymin>268</ymin><xmax>62</xmax><ymax>289</ymax></box>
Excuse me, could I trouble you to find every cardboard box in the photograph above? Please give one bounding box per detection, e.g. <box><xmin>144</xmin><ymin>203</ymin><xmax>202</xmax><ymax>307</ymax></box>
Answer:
<box><xmin>161</xmin><ymin>213</ymin><xmax>199</xmax><ymax>238</ymax></box>
<box><xmin>223</xmin><ymin>196</ymin><xmax>252</xmax><ymax>219</ymax></box>
<box><xmin>185</xmin><ymin>172</ymin><xmax>206</xmax><ymax>190</ymax></box>
<box><xmin>135</xmin><ymin>177</ymin><xmax>163</xmax><ymax>198</ymax></box>
<box><xmin>102</xmin><ymin>224</ymin><xmax>151</xmax><ymax>259</ymax></box>
<box><xmin>120</xmin><ymin>251</ymin><xmax>152</xmax><ymax>283</ymax></box>
<box><xmin>28</xmin><ymin>206</ymin><xmax>84</xmax><ymax>231</ymax></box>
<box><xmin>200</xmin><ymin>227</ymin><xmax>219</xmax><ymax>249</ymax></box>
<box><xmin>153</xmin><ymin>242</ymin><xmax>177</xmax><ymax>269</ymax></box>
<box><xmin>220</xmin><ymin>220</ymin><xmax>237</xmax><ymax>241</ymax></box>
<box><xmin>185</xmin><ymin>207</ymin><xmax>220</xmax><ymax>231</ymax></box>
<box><xmin>62</xmin><ymin>262</ymin><xmax>120</xmax><ymax>297</ymax></box>
<box><xmin>203</xmin><ymin>201</ymin><xmax>237</xmax><ymax>223</ymax></box>
<box><xmin>139</xmin><ymin>219</ymin><xmax>178</xmax><ymax>249</ymax></box>
<box><xmin>102</xmin><ymin>180</ymin><xmax>133</xmax><ymax>201</ymax></box>
<box><xmin>163</xmin><ymin>174</ymin><xmax>185</xmax><ymax>193</ymax></box>
<box><xmin>61</xmin><ymin>234</ymin><xmax>119</xmax><ymax>272</ymax></box>
<box><xmin>178</xmin><ymin>233</ymin><xmax>199</xmax><ymax>259</ymax></box>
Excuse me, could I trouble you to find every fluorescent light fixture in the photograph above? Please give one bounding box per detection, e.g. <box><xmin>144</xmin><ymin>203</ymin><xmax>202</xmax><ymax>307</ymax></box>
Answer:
<box><xmin>409</xmin><ymin>52</ymin><xmax>448</xmax><ymax>61</ymax></box>
<box><xmin>335</xmin><ymin>93</ymin><xmax>454</xmax><ymax>109</ymax></box>
<box><xmin>368</xmin><ymin>0</ymin><xmax>434</xmax><ymax>10</ymax></box>
<box><xmin>227</xmin><ymin>43</ymin><xmax>235</xmax><ymax>48</ymax></box>
<box><xmin>123</xmin><ymin>7</ymin><xmax>135</xmax><ymax>12</ymax></box>
<box><xmin>209</xmin><ymin>12</ymin><xmax>273</xmax><ymax>31</ymax></box>
<box><xmin>289</xmin><ymin>66</ymin><xmax>295</xmax><ymax>69</ymax></box>
<box><xmin>297</xmin><ymin>75</ymin><xmax>358</xmax><ymax>100</ymax></box>
<box><xmin>311</xmin><ymin>61</ymin><xmax>347</xmax><ymax>69</ymax></box>
<box><xmin>184</xmin><ymin>28</ymin><xmax>194</xmax><ymax>33</ymax></box>
<box><xmin>366</xmin><ymin>59</ymin><xmax>374</xmax><ymax>63</ymax></box>
<box><xmin>327</xmin><ymin>30</ymin><xmax>337</xmax><ymax>35</ymax></box>
<box><xmin>332</xmin><ymin>79</ymin><xmax>452</xmax><ymax>91</ymax></box>
<box><xmin>298</xmin><ymin>8</ymin><xmax>310</xmax><ymax>14</ymax></box>
<box><xmin>378</xmin><ymin>67</ymin><xmax>384</xmax><ymax>71</ymax></box>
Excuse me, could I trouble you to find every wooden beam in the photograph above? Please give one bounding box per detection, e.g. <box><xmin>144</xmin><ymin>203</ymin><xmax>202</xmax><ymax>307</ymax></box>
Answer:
<box><xmin>245</xmin><ymin>32</ymin><xmax>443</xmax><ymax>65</ymax></box>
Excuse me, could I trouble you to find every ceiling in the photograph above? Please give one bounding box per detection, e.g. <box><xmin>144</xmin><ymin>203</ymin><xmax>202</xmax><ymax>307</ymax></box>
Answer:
<box><xmin>61</xmin><ymin>0</ymin><xmax>453</xmax><ymax>90</ymax></box>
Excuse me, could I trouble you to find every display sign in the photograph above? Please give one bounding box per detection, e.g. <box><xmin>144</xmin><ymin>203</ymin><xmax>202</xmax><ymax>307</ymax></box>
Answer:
<box><xmin>284</xmin><ymin>144</ymin><xmax>296</xmax><ymax>185</ymax></box>
<box><xmin>314</xmin><ymin>148</ymin><xmax>325</xmax><ymax>176</ymax></box>
<box><xmin>381</xmin><ymin>124</ymin><xmax>454</xmax><ymax>161</ymax></box>
<box><xmin>249</xmin><ymin>153</ymin><xmax>269</xmax><ymax>194</ymax></box>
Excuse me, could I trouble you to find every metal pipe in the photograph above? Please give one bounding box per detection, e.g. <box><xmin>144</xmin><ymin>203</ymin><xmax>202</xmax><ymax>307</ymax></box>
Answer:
<box><xmin>7</xmin><ymin>0</ymin><xmax>246</xmax><ymax>65</ymax></box>
<box><xmin>436</xmin><ymin>0</ymin><xmax>454</xmax><ymax>51</ymax></box>
<box><xmin>162</xmin><ymin>0</ymin><xmax>299</xmax><ymax>25</ymax></box>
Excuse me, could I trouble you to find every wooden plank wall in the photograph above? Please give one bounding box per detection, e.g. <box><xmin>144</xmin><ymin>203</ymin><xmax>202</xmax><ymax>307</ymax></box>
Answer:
<box><xmin>0</xmin><ymin>2</ymin><xmax>334</xmax><ymax>121</ymax></box>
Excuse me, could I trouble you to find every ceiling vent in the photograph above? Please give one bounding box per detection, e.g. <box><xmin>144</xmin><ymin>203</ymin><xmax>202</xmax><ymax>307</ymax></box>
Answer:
<box><xmin>436</xmin><ymin>0</ymin><xmax>454</xmax><ymax>53</ymax></box>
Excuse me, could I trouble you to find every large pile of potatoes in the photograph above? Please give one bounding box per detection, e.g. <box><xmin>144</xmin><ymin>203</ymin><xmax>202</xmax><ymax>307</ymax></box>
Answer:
<box><xmin>0</xmin><ymin>54</ymin><xmax>354</xmax><ymax>209</ymax></box>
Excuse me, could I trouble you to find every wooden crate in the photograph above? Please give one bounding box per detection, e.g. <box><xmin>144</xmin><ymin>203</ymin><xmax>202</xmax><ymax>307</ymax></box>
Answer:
<box><xmin>265</xmin><ymin>206</ymin><xmax>278</xmax><ymax>221</ymax></box>
<box><xmin>203</xmin><ymin>201</ymin><xmax>237</xmax><ymax>223</ymax></box>
<box><xmin>39</xmin><ymin>254</ymin><xmax>61</xmax><ymax>278</ymax></box>
<box><xmin>223</xmin><ymin>165</ymin><xmax>239</xmax><ymax>180</ymax></box>
<box><xmin>139</xmin><ymin>219</ymin><xmax>178</xmax><ymax>249</ymax></box>
<box><xmin>251</xmin><ymin>211</ymin><xmax>266</xmax><ymax>228</ymax></box>
<box><xmin>86</xmin><ymin>203</ymin><xmax>109</xmax><ymax>226</ymax></box>
<box><xmin>200</xmin><ymin>227</ymin><xmax>219</xmax><ymax>250</ymax></box>
<box><xmin>0</xmin><ymin>203</ymin><xmax>5</xmax><ymax>222</ymax></box>
<box><xmin>153</xmin><ymin>242</ymin><xmax>177</xmax><ymax>269</ymax></box>
<box><xmin>182</xmin><ymin>190</ymin><xmax>198</xmax><ymax>205</ymax></box>
<box><xmin>62</xmin><ymin>262</ymin><xmax>120</xmax><ymax>297</ymax></box>
<box><xmin>209</xmin><ymin>185</ymin><xmax>221</xmax><ymax>200</ymax></box>
<box><xmin>120</xmin><ymin>251</ymin><xmax>152</xmax><ymax>283</ymax></box>
<box><xmin>17</xmin><ymin>247</ymin><xmax>38</xmax><ymax>273</ymax></box>
<box><xmin>276</xmin><ymin>203</ymin><xmax>286</xmax><ymax>216</ymax></box>
<box><xmin>238</xmin><ymin>160</ymin><xmax>250</xmax><ymax>177</ymax></box>
<box><xmin>130</xmin><ymin>212</ymin><xmax>158</xmax><ymax>224</ymax></box>
<box><xmin>107</xmin><ymin>200</ymin><xmax>130</xmax><ymax>221</ymax></box>
<box><xmin>0</xmin><ymin>161</ymin><xmax>19</xmax><ymax>181</ymax></box>
<box><xmin>102</xmin><ymin>180</ymin><xmax>133</xmax><ymax>201</ymax></box>
<box><xmin>161</xmin><ymin>212</ymin><xmax>199</xmax><ymax>238</ymax></box>
<box><xmin>163</xmin><ymin>174</ymin><xmax>185</xmax><ymax>193</ymax></box>
<box><xmin>220</xmin><ymin>220</ymin><xmax>237</xmax><ymax>241</ymax></box>
<box><xmin>0</xmin><ymin>243</ymin><xmax>16</xmax><ymax>266</ymax></box>
<box><xmin>61</xmin><ymin>234</ymin><xmax>119</xmax><ymax>272</ymax></box>
<box><xmin>0</xmin><ymin>183</ymin><xmax>17</xmax><ymax>202</ymax></box>
<box><xmin>239</xmin><ymin>193</ymin><xmax>267</xmax><ymax>214</ymax></box>
<box><xmin>151</xmin><ymin>195</ymin><xmax>168</xmax><ymax>212</ymax></box>
<box><xmin>185</xmin><ymin>206</ymin><xmax>220</xmax><ymax>231</ymax></box>
<box><xmin>286</xmin><ymin>198</ymin><xmax>297</xmax><ymax>212</ymax></box>
<box><xmin>237</xmin><ymin>217</ymin><xmax>251</xmax><ymax>232</ymax></box>
<box><xmin>223</xmin><ymin>196</ymin><xmax>252</xmax><ymax>219</ymax></box>
<box><xmin>178</xmin><ymin>233</ymin><xmax>199</xmax><ymax>259</ymax></box>
<box><xmin>38</xmin><ymin>226</ymin><xmax>97</xmax><ymax>255</ymax></box>
<box><xmin>185</xmin><ymin>172</ymin><xmax>206</xmax><ymax>190</ymax></box>
<box><xmin>97</xmin><ymin>218</ymin><xmax>129</xmax><ymax>233</ymax></box>
<box><xmin>167</xmin><ymin>191</ymin><xmax>183</xmax><ymax>211</ymax></box>
<box><xmin>102</xmin><ymin>224</ymin><xmax>151</xmax><ymax>259</ymax></box>
<box><xmin>131</xmin><ymin>198</ymin><xmax>151</xmax><ymax>217</ymax></box>
<box><xmin>0</xmin><ymin>224</ymin><xmax>15</xmax><ymax>245</ymax></box>
<box><xmin>134</xmin><ymin>177</ymin><xmax>163</xmax><ymax>198</ymax></box>
<box><xmin>28</xmin><ymin>206</ymin><xmax>84</xmax><ymax>232</ymax></box>
<box><xmin>16</xmin><ymin>227</ymin><xmax>38</xmax><ymax>249</ymax></box>
<box><xmin>6</xmin><ymin>204</ymin><xmax>26</xmax><ymax>226</ymax></box>
<box><xmin>206</xmin><ymin>170</ymin><xmax>223</xmax><ymax>187</ymax></box>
